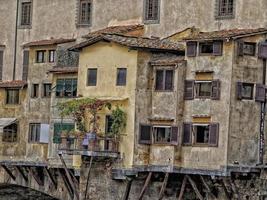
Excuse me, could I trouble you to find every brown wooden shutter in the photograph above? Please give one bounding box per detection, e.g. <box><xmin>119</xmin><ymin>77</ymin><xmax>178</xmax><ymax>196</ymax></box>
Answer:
<box><xmin>139</xmin><ymin>124</ymin><xmax>152</xmax><ymax>144</ymax></box>
<box><xmin>22</xmin><ymin>50</ymin><xmax>29</xmax><ymax>81</ymax></box>
<box><xmin>211</xmin><ymin>80</ymin><xmax>220</xmax><ymax>100</ymax></box>
<box><xmin>0</xmin><ymin>51</ymin><xmax>3</xmax><ymax>81</ymax></box>
<box><xmin>258</xmin><ymin>42</ymin><xmax>267</xmax><ymax>59</ymax></box>
<box><xmin>255</xmin><ymin>84</ymin><xmax>266</xmax><ymax>102</ymax></box>
<box><xmin>171</xmin><ymin>126</ymin><xmax>179</xmax><ymax>145</ymax></box>
<box><xmin>209</xmin><ymin>123</ymin><xmax>219</xmax><ymax>147</ymax></box>
<box><xmin>213</xmin><ymin>41</ymin><xmax>223</xmax><ymax>56</ymax></box>
<box><xmin>236</xmin><ymin>82</ymin><xmax>243</xmax><ymax>100</ymax></box>
<box><xmin>182</xmin><ymin>123</ymin><xmax>192</xmax><ymax>145</ymax></box>
<box><xmin>237</xmin><ymin>40</ymin><xmax>244</xmax><ymax>56</ymax></box>
<box><xmin>186</xmin><ymin>42</ymin><xmax>197</xmax><ymax>57</ymax></box>
<box><xmin>184</xmin><ymin>80</ymin><xmax>194</xmax><ymax>100</ymax></box>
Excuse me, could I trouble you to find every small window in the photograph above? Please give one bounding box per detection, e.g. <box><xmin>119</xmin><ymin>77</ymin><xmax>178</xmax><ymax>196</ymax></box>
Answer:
<box><xmin>43</xmin><ymin>83</ymin><xmax>52</xmax><ymax>97</ymax></box>
<box><xmin>155</xmin><ymin>69</ymin><xmax>173</xmax><ymax>91</ymax></box>
<box><xmin>105</xmin><ymin>115</ymin><xmax>114</xmax><ymax>134</ymax></box>
<box><xmin>194</xmin><ymin>125</ymin><xmax>210</xmax><ymax>144</ymax></box>
<box><xmin>53</xmin><ymin>123</ymin><xmax>75</xmax><ymax>144</ymax></box>
<box><xmin>195</xmin><ymin>81</ymin><xmax>212</xmax><ymax>98</ymax></box>
<box><xmin>78</xmin><ymin>0</ymin><xmax>92</xmax><ymax>26</ymax></box>
<box><xmin>116</xmin><ymin>68</ymin><xmax>127</xmax><ymax>86</ymax></box>
<box><xmin>29</xmin><ymin>123</ymin><xmax>40</xmax><ymax>143</ymax></box>
<box><xmin>56</xmin><ymin>79</ymin><xmax>77</xmax><ymax>98</ymax></box>
<box><xmin>199</xmin><ymin>41</ymin><xmax>223</xmax><ymax>56</ymax></box>
<box><xmin>21</xmin><ymin>1</ymin><xmax>32</xmax><ymax>26</ymax></box>
<box><xmin>6</xmin><ymin>89</ymin><xmax>19</xmax><ymax>104</ymax></box>
<box><xmin>3</xmin><ymin>123</ymin><xmax>18</xmax><ymax>142</ymax></box>
<box><xmin>144</xmin><ymin>0</ymin><xmax>160</xmax><ymax>23</ymax></box>
<box><xmin>153</xmin><ymin>126</ymin><xmax>171</xmax><ymax>143</ymax></box>
<box><xmin>22</xmin><ymin>50</ymin><xmax>29</xmax><ymax>81</ymax></box>
<box><xmin>243</xmin><ymin>43</ymin><xmax>256</xmax><ymax>56</ymax></box>
<box><xmin>36</xmin><ymin>50</ymin><xmax>46</xmax><ymax>63</ymax></box>
<box><xmin>87</xmin><ymin>68</ymin><xmax>97</xmax><ymax>86</ymax></box>
<box><xmin>31</xmin><ymin>84</ymin><xmax>39</xmax><ymax>98</ymax></box>
<box><xmin>200</xmin><ymin>42</ymin><xmax>213</xmax><ymax>54</ymax></box>
<box><xmin>237</xmin><ymin>82</ymin><xmax>254</xmax><ymax>100</ymax></box>
<box><xmin>216</xmin><ymin>0</ymin><xmax>235</xmax><ymax>19</ymax></box>
<box><xmin>48</xmin><ymin>50</ymin><xmax>56</xmax><ymax>63</ymax></box>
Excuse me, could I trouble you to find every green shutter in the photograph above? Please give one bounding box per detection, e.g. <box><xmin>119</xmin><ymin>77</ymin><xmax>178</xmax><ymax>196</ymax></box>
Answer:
<box><xmin>53</xmin><ymin>123</ymin><xmax>75</xmax><ymax>144</ymax></box>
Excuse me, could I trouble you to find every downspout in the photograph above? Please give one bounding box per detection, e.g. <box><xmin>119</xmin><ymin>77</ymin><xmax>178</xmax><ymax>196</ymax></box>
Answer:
<box><xmin>13</xmin><ymin>0</ymin><xmax>19</xmax><ymax>80</ymax></box>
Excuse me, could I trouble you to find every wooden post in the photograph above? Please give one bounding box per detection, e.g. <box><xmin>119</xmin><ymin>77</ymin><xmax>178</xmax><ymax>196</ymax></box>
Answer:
<box><xmin>28</xmin><ymin>167</ymin><xmax>44</xmax><ymax>186</ymax></box>
<box><xmin>44</xmin><ymin>167</ymin><xmax>57</xmax><ymax>189</ymax></box>
<box><xmin>177</xmin><ymin>175</ymin><xmax>187</xmax><ymax>200</ymax></box>
<box><xmin>159</xmin><ymin>173</ymin><xmax>169</xmax><ymax>200</ymax></box>
<box><xmin>15</xmin><ymin>166</ymin><xmax>28</xmax><ymax>183</ymax></box>
<box><xmin>123</xmin><ymin>177</ymin><xmax>133</xmax><ymax>200</ymax></box>
<box><xmin>59</xmin><ymin>169</ymin><xmax>74</xmax><ymax>199</ymax></box>
<box><xmin>186</xmin><ymin>175</ymin><xmax>204</xmax><ymax>200</ymax></box>
<box><xmin>59</xmin><ymin>153</ymin><xmax>79</xmax><ymax>200</ymax></box>
<box><xmin>138</xmin><ymin>172</ymin><xmax>152</xmax><ymax>200</ymax></box>
<box><xmin>84</xmin><ymin>156</ymin><xmax>93</xmax><ymax>200</ymax></box>
<box><xmin>1</xmin><ymin>165</ymin><xmax>16</xmax><ymax>181</ymax></box>
<box><xmin>200</xmin><ymin>175</ymin><xmax>216</xmax><ymax>199</ymax></box>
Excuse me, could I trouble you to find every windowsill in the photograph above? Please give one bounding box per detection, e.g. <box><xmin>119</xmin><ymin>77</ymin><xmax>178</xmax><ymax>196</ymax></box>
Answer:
<box><xmin>18</xmin><ymin>25</ymin><xmax>32</xmax><ymax>29</ymax></box>
<box><xmin>152</xmin><ymin>142</ymin><xmax>175</xmax><ymax>146</ymax></box>
<box><xmin>182</xmin><ymin>144</ymin><xmax>218</xmax><ymax>148</ymax></box>
<box><xmin>154</xmin><ymin>89</ymin><xmax>174</xmax><ymax>92</ymax></box>
<box><xmin>76</xmin><ymin>23</ymin><xmax>92</xmax><ymax>28</ymax></box>
<box><xmin>194</xmin><ymin>97</ymin><xmax>212</xmax><ymax>100</ymax></box>
<box><xmin>4</xmin><ymin>104</ymin><xmax>21</xmax><ymax>107</ymax></box>
<box><xmin>143</xmin><ymin>20</ymin><xmax>160</xmax><ymax>25</ymax></box>
<box><xmin>215</xmin><ymin>15</ymin><xmax>235</xmax><ymax>20</ymax></box>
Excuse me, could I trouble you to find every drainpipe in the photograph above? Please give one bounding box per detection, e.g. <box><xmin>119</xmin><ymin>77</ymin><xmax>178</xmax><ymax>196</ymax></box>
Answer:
<box><xmin>13</xmin><ymin>0</ymin><xmax>19</xmax><ymax>80</ymax></box>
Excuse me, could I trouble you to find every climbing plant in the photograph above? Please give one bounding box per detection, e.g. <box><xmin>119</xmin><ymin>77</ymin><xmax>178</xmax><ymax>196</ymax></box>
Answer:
<box><xmin>110</xmin><ymin>106</ymin><xmax>127</xmax><ymax>138</ymax></box>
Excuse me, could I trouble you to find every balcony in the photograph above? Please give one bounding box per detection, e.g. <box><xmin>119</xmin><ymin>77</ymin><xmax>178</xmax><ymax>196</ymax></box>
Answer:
<box><xmin>57</xmin><ymin>136</ymin><xmax>119</xmax><ymax>158</ymax></box>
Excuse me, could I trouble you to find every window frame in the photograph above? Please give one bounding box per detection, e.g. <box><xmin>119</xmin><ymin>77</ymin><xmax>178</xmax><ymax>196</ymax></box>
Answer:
<box><xmin>28</xmin><ymin>123</ymin><xmax>41</xmax><ymax>143</ymax></box>
<box><xmin>56</xmin><ymin>78</ymin><xmax>77</xmax><ymax>98</ymax></box>
<box><xmin>155</xmin><ymin>68</ymin><xmax>174</xmax><ymax>92</ymax></box>
<box><xmin>77</xmin><ymin>0</ymin><xmax>92</xmax><ymax>26</ymax></box>
<box><xmin>36</xmin><ymin>50</ymin><xmax>46</xmax><ymax>63</ymax></box>
<box><xmin>6</xmin><ymin>89</ymin><xmax>20</xmax><ymax>105</ymax></box>
<box><xmin>215</xmin><ymin>0</ymin><xmax>235</xmax><ymax>20</ymax></box>
<box><xmin>116</xmin><ymin>68</ymin><xmax>127</xmax><ymax>86</ymax></box>
<box><xmin>195</xmin><ymin>81</ymin><xmax>212</xmax><ymax>99</ymax></box>
<box><xmin>240</xmin><ymin>82</ymin><xmax>254</xmax><ymax>100</ymax></box>
<box><xmin>153</xmin><ymin>126</ymin><xmax>172</xmax><ymax>144</ymax></box>
<box><xmin>48</xmin><ymin>50</ymin><xmax>56</xmax><ymax>63</ymax></box>
<box><xmin>143</xmin><ymin>0</ymin><xmax>161</xmax><ymax>24</ymax></box>
<box><xmin>3</xmin><ymin>123</ymin><xmax>18</xmax><ymax>143</ymax></box>
<box><xmin>87</xmin><ymin>68</ymin><xmax>97</xmax><ymax>86</ymax></box>
<box><xmin>20</xmin><ymin>1</ymin><xmax>32</xmax><ymax>27</ymax></box>
<box><xmin>43</xmin><ymin>83</ymin><xmax>52</xmax><ymax>98</ymax></box>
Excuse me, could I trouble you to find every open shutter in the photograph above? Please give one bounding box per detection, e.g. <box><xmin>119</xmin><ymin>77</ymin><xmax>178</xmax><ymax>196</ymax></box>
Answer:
<box><xmin>39</xmin><ymin>124</ymin><xmax>50</xmax><ymax>143</ymax></box>
<box><xmin>182</xmin><ymin>123</ymin><xmax>192</xmax><ymax>145</ymax></box>
<box><xmin>236</xmin><ymin>82</ymin><xmax>243</xmax><ymax>100</ymax></box>
<box><xmin>255</xmin><ymin>84</ymin><xmax>266</xmax><ymax>102</ymax></box>
<box><xmin>139</xmin><ymin>124</ymin><xmax>152</xmax><ymax>144</ymax></box>
<box><xmin>258</xmin><ymin>42</ymin><xmax>267</xmax><ymax>59</ymax></box>
<box><xmin>22</xmin><ymin>50</ymin><xmax>29</xmax><ymax>81</ymax></box>
<box><xmin>171</xmin><ymin>126</ymin><xmax>179</xmax><ymax>145</ymax></box>
<box><xmin>211</xmin><ymin>80</ymin><xmax>220</xmax><ymax>100</ymax></box>
<box><xmin>184</xmin><ymin>80</ymin><xmax>194</xmax><ymax>100</ymax></box>
<box><xmin>0</xmin><ymin>51</ymin><xmax>3</xmax><ymax>81</ymax></box>
<box><xmin>209</xmin><ymin>123</ymin><xmax>219</xmax><ymax>147</ymax></box>
<box><xmin>237</xmin><ymin>40</ymin><xmax>244</xmax><ymax>56</ymax></box>
<box><xmin>186</xmin><ymin>42</ymin><xmax>197</xmax><ymax>57</ymax></box>
<box><xmin>213</xmin><ymin>41</ymin><xmax>223</xmax><ymax>56</ymax></box>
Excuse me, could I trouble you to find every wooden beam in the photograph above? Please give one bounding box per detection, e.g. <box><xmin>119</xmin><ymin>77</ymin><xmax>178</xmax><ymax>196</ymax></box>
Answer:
<box><xmin>199</xmin><ymin>175</ymin><xmax>216</xmax><ymax>199</ymax></box>
<box><xmin>159</xmin><ymin>173</ymin><xmax>169</xmax><ymax>200</ymax></box>
<box><xmin>59</xmin><ymin>169</ymin><xmax>74</xmax><ymax>199</ymax></box>
<box><xmin>177</xmin><ymin>175</ymin><xmax>187</xmax><ymax>200</ymax></box>
<box><xmin>222</xmin><ymin>179</ymin><xmax>231</xmax><ymax>200</ymax></box>
<box><xmin>28</xmin><ymin>167</ymin><xmax>44</xmax><ymax>186</ymax></box>
<box><xmin>138</xmin><ymin>172</ymin><xmax>152</xmax><ymax>200</ymax></box>
<box><xmin>84</xmin><ymin>156</ymin><xmax>93</xmax><ymax>200</ymax></box>
<box><xmin>59</xmin><ymin>153</ymin><xmax>79</xmax><ymax>200</ymax></box>
<box><xmin>186</xmin><ymin>175</ymin><xmax>204</xmax><ymax>200</ymax></box>
<box><xmin>123</xmin><ymin>177</ymin><xmax>133</xmax><ymax>200</ymax></box>
<box><xmin>1</xmin><ymin>165</ymin><xmax>16</xmax><ymax>181</ymax></box>
<box><xmin>229</xmin><ymin>178</ymin><xmax>240</xmax><ymax>199</ymax></box>
<box><xmin>15</xmin><ymin>166</ymin><xmax>28</xmax><ymax>183</ymax></box>
<box><xmin>44</xmin><ymin>167</ymin><xmax>57</xmax><ymax>189</ymax></box>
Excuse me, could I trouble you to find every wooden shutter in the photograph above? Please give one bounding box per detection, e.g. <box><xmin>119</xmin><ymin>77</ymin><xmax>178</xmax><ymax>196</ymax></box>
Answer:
<box><xmin>186</xmin><ymin>42</ymin><xmax>197</xmax><ymax>57</ymax></box>
<box><xmin>182</xmin><ymin>123</ymin><xmax>192</xmax><ymax>145</ymax></box>
<box><xmin>0</xmin><ymin>51</ymin><xmax>3</xmax><ymax>81</ymax></box>
<box><xmin>170</xmin><ymin>126</ymin><xmax>179</xmax><ymax>145</ymax></box>
<box><xmin>236</xmin><ymin>82</ymin><xmax>243</xmax><ymax>100</ymax></box>
<box><xmin>39</xmin><ymin>124</ymin><xmax>50</xmax><ymax>143</ymax></box>
<box><xmin>184</xmin><ymin>80</ymin><xmax>194</xmax><ymax>100</ymax></box>
<box><xmin>237</xmin><ymin>40</ymin><xmax>244</xmax><ymax>56</ymax></box>
<box><xmin>211</xmin><ymin>80</ymin><xmax>220</xmax><ymax>100</ymax></box>
<box><xmin>258</xmin><ymin>42</ymin><xmax>267</xmax><ymax>59</ymax></box>
<box><xmin>139</xmin><ymin>124</ymin><xmax>152</xmax><ymax>144</ymax></box>
<box><xmin>255</xmin><ymin>84</ymin><xmax>266</xmax><ymax>102</ymax></box>
<box><xmin>213</xmin><ymin>41</ymin><xmax>223</xmax><ymax>56</ymax></box>
<box><xmin>22</xmin><ymin>50</ymin><xmax>29</xmax><ymax>81</ymax></box>
<box><xmin>209</xmin><ymin>123</ymin><xmax>219</xmax><ymax>146</ymax></box>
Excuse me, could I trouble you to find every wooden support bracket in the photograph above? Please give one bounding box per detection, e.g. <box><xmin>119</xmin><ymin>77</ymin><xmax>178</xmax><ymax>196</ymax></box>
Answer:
<box><xmin>200</xmin><ymin>175</ymin><xmax>216</xmax><ymax>199</ymax></box>
<box><xmin>1</xmin><ymin>165</ymin><xmax>16</xmax><ymax>181</ymax></box>
<box><xmin>15</xmin><ymin>166</ymin><xmax>28</xmax><ymax>183</ymax></box>
<box><xmin>186</xmin><ymin>175</ymin><xmax>204</xmax><ymax>200</ymax></box>
<box><xmin>28</xmin><ymin>167</ymin><xmax>44</xmax><ymax>186</ymax></box>
<box><xmin>159</xmin><ymin>172</ymin><xmax>169</xmax><ymax>200</ymax></box>
<box><xmin>59</xmin><ymin>169</ymin><xmax>74</xmax><ymax>199</ymax></box>
<box><xmin>123</xmin><ymin>177</ymin><xmax>133</xmax><ymax>200</ymax></box>
<box><xmin>44</xmin><ymin>167</ymin><xmax>57</xmax><ymax>189</ymax></box>
<box><xmin>222</xmin><ymin>179</ymin><xmax>232</xmax><ymax>200</ymax></box>
<box><xmin>84</xmin><ymin>156</ymin><xmax>93</xmax><ymax>200</ymax></box>
<box><xmin>177</xmin><ymin>175</ymin><xmax>187</xmax><ymax>200</ymax></box>
<box><xmin>138</xmin><ymin>172</ymin><xmax>152</xmax><ymax>200</ymax></box>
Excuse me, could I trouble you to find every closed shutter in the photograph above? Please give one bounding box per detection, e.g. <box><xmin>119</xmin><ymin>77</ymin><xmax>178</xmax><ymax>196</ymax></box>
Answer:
<box><xmin>182</xmin><ymin>123</ymin><xmax>192</xmax><ymax>145</ymax></box>
<box><xmin>236</xmin><ymin>82</ymin><xmax>243</xmax><ymax>100</ymax></box>
<box><xmin>209</xmin><ymin>123</ymin><xmax>219</xmax><ymax>146</ymax></box>
<box><xmin>186</xmin><ymin>42</ymin><xmax>197</xmax><ymax>57</ymax></box>
<box><xmin>237</xmin><ymin>40</ymin><xmax>244</xmax><ymax>56</ymax></box>
<box><xmin>39</xmin><ymin>124</ymin><xmax>50</xmax><ymax>143</ymax></box>
<box><xmin>211</xmin><ymin>80</ymin><xmax>221</xmax><ymax>100</ymax></box>
<box><xmin>139</xmin><ymin>124</ymin><xmax>152</xmax><ymax>144</ymax></box>
<box><xmin>22</xmin><ymin>50</ymin><xmax>29</xmax><ymax>81</ymax></box>
<box><xmin>170</xmin><ymin>126</ymin><xmax>179</xmax><ymax>145</ymax></box>
<box><xmin>258</xmin><ymin>42</ymin><xmax>267</xmax><ymax>59</ymax></box>
<box><xmin>0</xmin><ymin>51</ymin><xmax>3</xmax><ymax>81</ymax></box>
<box><xmin>213</xmin><ymin>41</ymin><xmax>223</xmax><ymax>56</ymax></box>
<box><xmin>255</xmin><ymin>84</ymin><xmax>266</xmax><ymax>102</ymax></box>
<box><xmin>184</xmin><ymin>80</ymin><xmax>194</xmax><ymax>100</ymax></box>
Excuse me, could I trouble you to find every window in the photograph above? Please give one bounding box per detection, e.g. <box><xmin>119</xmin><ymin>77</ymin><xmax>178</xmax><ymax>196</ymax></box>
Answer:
<box><xmin>43</xmin><ymin>83</ymin><xmax>52</xmax><ymax>97</ymax></box>
<box><xmin>153</xmin><ymin>126</ymin><xmax>171</xmax><ymax>143</ymax></box>
<box><xmin>195</xmin><ymin>81</ymin><xmax>212</xmax><ymax>98</ymax></box>
<box><xmin>259</xmin><ymin>42</ymin><xmax>267</xmax><ymax>59</ymax></box>
<box><xmin>116</xmin><ymin>68</ymin><xmax>127</xmax><ymax>86</ymax></box>
<box><xmin>53</xmin><ymin>123</ymin><xmax>75</xmax><ymax>143</ymax></box>
<box><xmin>237</xmin><ymin>82</ymin><xmax>254</xmax><ymax>100</ymax></box>
<box><xmin>56</xmin><ymin>79</ymin><xmax>77</xmax><ymax>98</ymax></box>
<box><xmin>105</xmin><ymin>115</ymin><xmax>114</xmax><ymax>134</ymax></box>
<box><xmin>216</xmin><ymin>0</ymin><xmax>235</xmax><ymax>19</ymax></box>
<box><xmin>22</xmin><ymin>50</ymin><xmax>29</xmax><ymax>81</ymax></box>
<box><xmin>3</xmin><ymin>123</ymin><xmax>18</xmax><ymax>142</ymax></box>
<box><xmin>6</xmin><ymin>89</ymin><xmax>19</xmax><ymax>104</ymax></box>
<box><xmin>144</xmin><ymin>0</ymin><xmax>160</xmax><ymax>23</ymax></box>
<box><xmin>194</xmin><ymin>125</ymin><xmax>210</xmax><ymax>144</ymax></box>
<box><xmin>87</xmin><ymin>68</ymin><xmax>97</xmax><ymax>86</ymax></box>
<box><xmin>29</xmin><ymin>123</ymin><xmax>40</xmax><ymax>142</ymax></box>
<box><xmin>155</xmin><ymin>69</ymin><xmax>173</xmax><ymax>91</ymax></box>
<box><xmin>31</xmin><ymin>84</ymin><xmax>39</xmax><ymax>98</ymax></box>
<box><xmin>199</xmin><ymin>41</ymin><xmax>223</xmax><ymax>56</ymax></box>
<box><xmin>0</xmin><ymin>50</ymin><xmax>3</xmax><ymax>81</ymax></box>
<box><xmin>238</xmin><ymin>41</ymin><xmax>256</xmax><ymax>56</ymax></box>
<box><xmin>78</xmin><ymin>0</ymin><xmax>92</xmax><ymax>26</ymax></box>
<box><xmin>48</xmin><ymin>50</ymin><xmax>56</xmax><ymax>63</ymax></box>
<box><xmin>21</xmin><ymin>1</ymin><xmax>32</xmax><ymax>26</ymax></box>
<box><xmin>36</xmin><ymin>50</ymin><xmax>46</xmax><ymax>63</ymax></box>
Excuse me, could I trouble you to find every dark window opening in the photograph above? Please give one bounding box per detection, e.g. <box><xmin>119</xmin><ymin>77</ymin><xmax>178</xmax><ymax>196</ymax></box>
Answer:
<box><xmin>194</xmin><ymin>125</ymin><xmax>210</xmax><ymax>144</ymax></box>
<box><xmin>21</xmin><ymin>2</ymin><xmax>32</xmax><ymax>26</ymax></box>
<box><xmin>243</xmin><ymin>43</ymin><xmax>256</xmax><ymax>56</ymax></box>
<box><xmin>199</xmin><ymin>42</ymin><xmax>213</xmax><ymax>54</ymax></box>
<box><xmin>155</xmin><ymin>69</ymin><xmax>173</xmax><ymax>91</ymax></box>
<box><xmin>105</xmin><ymin>115</ymin><xmax>114</xmax><ymax>134</ymax></box>
<box><xmin>154</xmin><ymin>127</ymin><xmax>171</xmax><ymax>143</ymax></box>
<box><xmin>6</xmin><ymin>89</ymin><xmax>19</xmax><ymax>104</ymax></box>
<box><xmin>32</xmin><ymin>84</ymin><xmax>39</xmax><ymax>98</ymax></box>
<box><xmin>195</xmin><ymin>81</ymin><xmax>212</xmax><ymax>98</ymax></box>
<box><xmin>43</xmin><ymin>83</ymin><xmax>52</xmax><ymax>97</ymax></box>
<box><xmin>36</xmin><ymin>50</ymin><xmax>46</xmax><ymax>63</ymax></box>
<box><xmin>49</xmin><ymin>50</ymin><xmax>56</xmax><ymax>63</ymax></box>
<box><xmin>3</xmin><ymin>123</ymin><xmax>18</xmax><ymax>142</ymax></box>
<box><xmin>56</xmin><ymin>79</ymin><xmax>77</xmax><ymax>98</ymax></box>
<box><xmin>78</xmin><ymin>0</ymin><xmax>92</xmax><ymax>25</ymax></box>
<box><xmin>144</xmin><ymin>0</ymin><xmax>160</xmax><ymax>23</ymax></box>
<box><xmin>241</xmin><ymin>83</ymin><xmax>254</xmax><ymax>100</ymax></box>
<box><xmin>29</xmin><ymin>123</ymin><xmax>40</xmax><ymax>143</ymax></box>
<box><xmin>116</xmin><ymin>68</ymin><xmax>127</xmax><ymax>86</ymax></box>
<box><xmin>87</xmin><ymin>68</ymin><xmax>97</xmax><ymax>86</ymax></box>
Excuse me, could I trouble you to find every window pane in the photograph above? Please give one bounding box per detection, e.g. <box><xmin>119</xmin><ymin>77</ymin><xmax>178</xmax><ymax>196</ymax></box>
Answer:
<box><xmin>87</xmin><ymin>69</ymin><xmax>97</xmax><ymax>86</ymax></box>
<box><xmin>154</xmin><ymin>127</ymin><xmax>171</xmax><ymax>143</ymax></box>
<box><xmin>43</xmin><ymin>83</ymin><xmax>52</xmax><ymax>97</ymax></box>
<box><xmin>6</xmin><ymin>89</ymin><xmax>19</xmax><ymax>104</ymax></box>
<box><xmin>56</xmin><ymin>79</ymin><xmax>64</xmax><ymax>97</ymax></box>
<box><xmin>79</xmin><ymin>0</ymin><xmax>91</xmax><ymax>25</ymax></box>
<box><xmin>36</xmin><ymin>51</ymin><xmax>45</xmax><ymax>63</ymax></box>
<box><xmin>155</xmin><ymin>70</ymin><xmax>164</xmax><ymax>90</ymax></box>
<box><xmin>145</xmin><ymin>0</ymin><xmax>159</xmax><ymax>21</ymax></box>
<box><xmin>165</xmin><ymin>70</ymin><xmax>173</xmax><ymax>90</ymax></box>
<box><xmin>195</xmin><ymin>125</ymin><xmax>210</xmax><ymax>144</ymax></box>
<box><xmin>242</xmin><ymin>84</ymin><xmax>254</xmax><ymax>99</ymax></box>
<box><xmin>21</xmin><ymin>2</ymin><xmax>31</xmax><ymax>25</ymax></box>
<box><xmin>200</xmin><ymin>43</ymin><xmax>213</xmax><ymax>54</ymax></box>
<box><xmin>196</xmin><ymin>82</ymin><xmax>212</xmax><ymax>98</ymax></box>
<box><xmin>53</xmin><ymin>123</ymin><xmax>75</xmax><ymax>143</ymax></box>
<box><xmin>3</xmin><ymin>123</ymin><xmax>18</xmax><ymax>142</ymax></box>
<box><xmin>49</xmin><ymin>50</ymin><xmax>55</xmax><ymax>62</ymax></box>
<box><xmin>116</xmin><ymin>68</ymin><xmax>127</xmax><ymax>86</ymax></box>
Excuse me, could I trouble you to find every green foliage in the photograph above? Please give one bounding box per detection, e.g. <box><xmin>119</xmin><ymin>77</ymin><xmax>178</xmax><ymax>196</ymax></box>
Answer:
<box><xmin>110</xmin><ymin>106</ymin><xmax>127</xmax><ymax>137</ymax></box>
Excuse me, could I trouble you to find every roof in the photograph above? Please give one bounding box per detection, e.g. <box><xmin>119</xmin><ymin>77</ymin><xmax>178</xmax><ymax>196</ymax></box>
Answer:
<box><xmin>0</xmin><ymin>118</ymin><xmax>17</xmax><ymax>133</ymax></box>
<box><xmin>48</xmin><ymin>67</ymin><xmax>78</xmax><ymax>74</ymax></box>
<box><xmin>23</xmin><ymin>38</ymin><xmax>76</xmax><ymax>47</ymax></box>
<box><xmin>83</xmin><ymin>24</ymin><xmax>144</xmax><ymax>38</ymax></box>
<box><xmin>70</xmin><ymin>34</ymin><xmax>184</xmax><ymax>52</ymax></box>
<box><xmin>184</xmin><ymin>28</ymin><xmax>267</xmax><ymax>41</ymax></box>
<box><xmin>150</xmin><ymin>56</ymin><xmax>186</xmax><ymax>66</ymax></box>
<box><xmin>0</xmin><ymin>80</ymin><xmax>27</xmax><ymax>88</ymax></box>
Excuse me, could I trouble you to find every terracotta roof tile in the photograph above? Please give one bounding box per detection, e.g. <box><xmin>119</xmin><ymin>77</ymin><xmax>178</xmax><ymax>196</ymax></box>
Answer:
<box><xmin>48</xmin><ymin>67</ymin><xmax>78</xmax><ymax>74</ymax></box>
<box><xmin>0</xmin><ymin>80</ymin><xmax>27</xmax><ymax>88</ymax></box>
<box><xmin>23</xmin><ymin>38</ymin><xmax>76</xmax><ymax>47</ymax></box>
<box><xmin>184</xmin><ymin>28</ymin><xmax>267</xmax><ymax>41</ymax></box>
